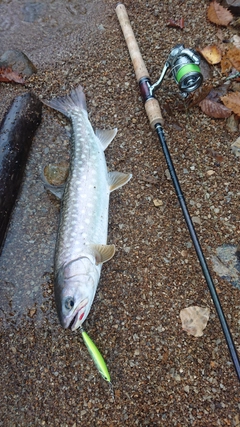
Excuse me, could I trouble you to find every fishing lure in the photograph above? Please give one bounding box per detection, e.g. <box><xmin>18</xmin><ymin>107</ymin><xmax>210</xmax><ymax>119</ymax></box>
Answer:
<box><xmin>80</xmin><ymin>327</ymin><xmax>111</xmax><ymax>383</ymax></box>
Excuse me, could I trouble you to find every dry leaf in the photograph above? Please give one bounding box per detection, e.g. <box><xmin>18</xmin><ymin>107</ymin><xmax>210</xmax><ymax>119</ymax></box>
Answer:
<box><xmin>166</xmin><ymin>17</ymin><xmax>184</xmax><ymax>29</ymax></box>
<box><xmin>200</xmin><ymin>45</ymin><xmax>222</xmax><ymax>65</ymax></box>
<box><xmin>231</xmin><ymin>136</ymin><xmax>240</xmax><ymax>156</ymax></box>
<box><xmin>180</xmin><ymin>306</ymin><xmax>210</xmax><ymax>337</ymax></box>
<box><xmin>187</xmin><ymin>83</ymin><xmax>213</xmax><ymax>108</ymax></box>
<box><xmin>207</xmin><ymin>0</ymin><xmax>233</xmax><ymax>26</ymax></box>
<box><xmin>226</xmin><ymin>46</ymin><xmax>240</xmax><ymax>71</ymax></box>
<box><xmin>0</xmin><ymin>67</ymin><xmax>25</xmax><ymax>84</ymax></box>
<box><xmin>207</xmin><ymin>85</ymin><xmax>229</xmax><ymax>101</ymax></box>
<box><xmin>199</xmin><ymin>98</ymin><xmax>232</xmax><ymax>118</ymax></box>
<box><xmin>221</xmin><ymin>52</ymin><xmax>233</xmax><ymax>73</ymax></box>
<box><xmin>221</xmin><ymin>91</ymin><xmax>240</xmax><ymax>115</ymax></box>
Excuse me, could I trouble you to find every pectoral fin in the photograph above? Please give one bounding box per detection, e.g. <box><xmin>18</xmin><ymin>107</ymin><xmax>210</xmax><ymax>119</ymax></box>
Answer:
<box><xmin>96</xmin><ymin>128</ymin><xmax>118</xmax><ymax>150</ymax></box>
<box><xmin>108</xmin><ymin>171</ymin><xmax>132</xmax><ymax>192</ymax></box>
<box><xmin>90</xmin><ymin>244</ymin><xmax>115</xmax><ymax>264</ymax></box>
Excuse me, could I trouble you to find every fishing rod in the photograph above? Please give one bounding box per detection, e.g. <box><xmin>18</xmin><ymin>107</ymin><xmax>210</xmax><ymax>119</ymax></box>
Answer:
<box><xmin>116</xmin><ymin>3</ymin><xmax>240</xmax><ymax>382</ymax></box>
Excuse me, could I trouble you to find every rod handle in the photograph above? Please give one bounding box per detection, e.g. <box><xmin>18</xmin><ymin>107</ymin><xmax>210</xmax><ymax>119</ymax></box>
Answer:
<box><xmin>116</xmin><ymin>3</ymin><xmax>164</xmax><ymax>127</ymax></box>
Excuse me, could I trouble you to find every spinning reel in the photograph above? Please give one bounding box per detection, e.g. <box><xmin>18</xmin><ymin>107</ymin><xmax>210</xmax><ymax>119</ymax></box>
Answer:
<box><xmin>145</xmin><ymin>44</ymin><xmax>203</xmax><ymax>98</ymax></box>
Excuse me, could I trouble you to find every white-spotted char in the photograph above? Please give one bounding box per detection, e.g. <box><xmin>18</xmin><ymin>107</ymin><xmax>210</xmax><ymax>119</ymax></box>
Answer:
<box><xmin>43</xmin><ymin>86</ymin><xmax>132</xmax><ymax>330</ymax></box>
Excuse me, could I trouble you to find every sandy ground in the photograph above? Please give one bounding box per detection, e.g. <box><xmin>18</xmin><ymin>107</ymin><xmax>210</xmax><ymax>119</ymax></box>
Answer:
<box><xmin>0</xmin><ymin>0</ymin><xmax>239</xmax><ymax>426</ymax></box>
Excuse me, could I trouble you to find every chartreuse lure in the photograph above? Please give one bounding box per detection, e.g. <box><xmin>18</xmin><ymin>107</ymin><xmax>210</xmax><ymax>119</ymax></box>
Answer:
<box><xmin>80</xmin><ymin>328</ymin><xmax>111</xmax><ymax>383</ymax></box>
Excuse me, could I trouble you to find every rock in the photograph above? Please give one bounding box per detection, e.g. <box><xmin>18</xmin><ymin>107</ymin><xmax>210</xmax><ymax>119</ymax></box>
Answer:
<box><xmin>0</xmin><ymin>49</ymin><xmax>37</xmax><ymax>77</ymax></box>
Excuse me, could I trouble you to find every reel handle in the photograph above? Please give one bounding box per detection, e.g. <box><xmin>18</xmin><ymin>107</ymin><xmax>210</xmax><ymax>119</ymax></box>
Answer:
<box><xmin>116</xmin><ymin>3</ymin><xmax>164</xmax><ymax>127</ymax></box>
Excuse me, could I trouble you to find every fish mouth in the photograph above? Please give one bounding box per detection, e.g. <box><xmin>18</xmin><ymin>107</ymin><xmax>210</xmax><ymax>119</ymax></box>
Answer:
<box><xmin>68</xmin><ymin>298</ymin><xmax>88</xmax><ymax>331</ymax></box>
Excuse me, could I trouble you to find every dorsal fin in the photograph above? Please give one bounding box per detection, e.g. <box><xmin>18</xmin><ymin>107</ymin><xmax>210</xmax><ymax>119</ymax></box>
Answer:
<box><xmin>108</xmin><ymin>171</ymin><xmax>132</xmax><ymax>192</ymax></box>
<box><xmin>95</xmin><ymin>128</ymin><xmax>118</xmax><ymax>150</ymax></box>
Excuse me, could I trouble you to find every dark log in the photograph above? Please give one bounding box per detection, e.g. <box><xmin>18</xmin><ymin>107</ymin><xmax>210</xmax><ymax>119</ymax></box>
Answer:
<box><xmin>0</xmin><ymin>92</ymin><xmax>42</xmax><ymax>252</ymax></box>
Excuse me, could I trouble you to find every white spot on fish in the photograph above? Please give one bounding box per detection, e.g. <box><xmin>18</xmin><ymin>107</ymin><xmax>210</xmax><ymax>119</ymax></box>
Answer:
<box><xmin>85</xmin><ymin>219</ymin><xmax>90</xmax><ymax>224</ymax></box>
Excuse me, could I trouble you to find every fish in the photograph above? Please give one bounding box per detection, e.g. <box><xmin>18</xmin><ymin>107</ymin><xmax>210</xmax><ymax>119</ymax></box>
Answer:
<box><xmin>43</xmin><ymin>85</ymin><xmax>132</xmax><ymax>331</ymax></box>
<box><xmin>0</xmin><ymin>92</ymin><xmax>42</xmax><ymax>253</ymax></box>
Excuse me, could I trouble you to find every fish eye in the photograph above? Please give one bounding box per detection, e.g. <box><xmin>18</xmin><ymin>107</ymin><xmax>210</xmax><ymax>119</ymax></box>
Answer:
<box><xmin>65</xmin><ymin>297</ymin><xmax>74</xmax><ymax>310</ymax></box>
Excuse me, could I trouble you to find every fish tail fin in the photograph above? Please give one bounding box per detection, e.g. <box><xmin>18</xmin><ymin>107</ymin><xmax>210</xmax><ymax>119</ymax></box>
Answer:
<box><xmin>42</xmin><ymin>85</ymin><xmax>87</xmax><ymax>118</ymax></box>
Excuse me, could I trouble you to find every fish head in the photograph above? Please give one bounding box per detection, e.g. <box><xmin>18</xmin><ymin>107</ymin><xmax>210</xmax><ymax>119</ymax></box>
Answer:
<box><xmin>55</xmin><ymin>256</ymin><xmax>99</xmax><ymax>330</ymax></box>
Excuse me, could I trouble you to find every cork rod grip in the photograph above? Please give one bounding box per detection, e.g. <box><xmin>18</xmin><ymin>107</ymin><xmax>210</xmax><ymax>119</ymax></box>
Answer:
<box><xmin>115</xmin><ymin>3</ymin><xmax>164</xmax><ymax>127</ymax></box>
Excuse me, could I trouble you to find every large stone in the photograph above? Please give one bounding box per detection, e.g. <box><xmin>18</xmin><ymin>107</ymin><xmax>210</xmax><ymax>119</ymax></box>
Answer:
<box><xmin>0</xmin><ymin>49</ymin><xmax>37</xmax><ymax>76</ymax></box>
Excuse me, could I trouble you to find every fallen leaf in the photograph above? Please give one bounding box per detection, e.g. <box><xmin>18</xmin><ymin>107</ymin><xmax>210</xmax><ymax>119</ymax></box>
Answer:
<box><xmin>226</xmin><ymin>46</ymin><xmax>240</xmax><ymax>71</ymax></box>
<box><xmin>199</xmin><ymin>58</ymin><xmax>213</xmax><ymax>81</ymax></box>
<box><xmin>0</xmin><ymin>67</ymin><xmax>25</xmax><ymax>84</ymax></box>
<box><xmin>221</xmin><ymin>91</ymin><xmax>240</xmax><ymax>115</ymax></box>
<box><xmin>200</xmin><ymin>45</ymin><xmax>222</xmax><ymax>65</ymax></box>
<box><xmin>207</xmin><ymin>84</ymin><xmax>229</xmax><ymax>100</ymax></box>
<box><xmin>221</xmin><ymin>52</ymin><xmax>233</xmax><ymax>73</ymax></box>
<box><xmin>180</xmin><ymin>306</ymin><xmax>210</xmax><ymax>337</ymax></box>
<box><xmin>231</xmin><ymin>136</ymin><xmax>240</xmax><ymax>156</ymax></box>
<box><xmin>166</xmin><ymin>17</ymin><xmax>184</xmax><ymax>29</ymax></box>
<box><xmin>199</xmin><ymin>98</ymin><xmax>232</xmax><ymax>118</ymax></box>
<box><xmin>187</xmin><ymin>83</ymin><xmax>213</xmax><ymax>108</ymax></box>
<box><xmin>207</xmin><ymin>0</ymin><xmax>233</xmax><ymax>26</ymax></box>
